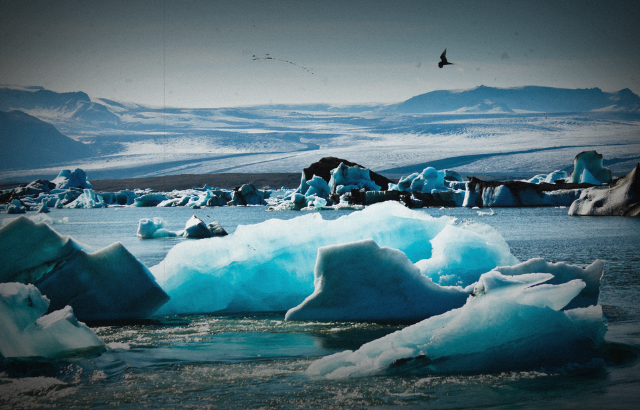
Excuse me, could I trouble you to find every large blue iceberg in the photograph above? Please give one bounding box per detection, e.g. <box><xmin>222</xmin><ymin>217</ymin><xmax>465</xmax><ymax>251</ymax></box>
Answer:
<box><xmin>151</xmin><ymin>201</ymin><xmax>517</xmax><ymax>315</ymax></box>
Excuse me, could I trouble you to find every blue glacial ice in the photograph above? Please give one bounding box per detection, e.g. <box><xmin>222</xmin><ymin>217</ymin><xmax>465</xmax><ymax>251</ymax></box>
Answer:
<box><xmin>285</xmin><ymin>239</ymin><xmax>470</xmax><ymax>322</ymax></box>
<box><xmin>64</xmin><ymin>189</ymin><xmax>108</xmax><ymax>209</ymax></box>
<box><xmin>137</xmin><ymin>215</ymin><xmax>228</xmax><ymax>239</ymax></box>
<box><xmin>415</xmin><ymin>220</ymin><xmax>518</xmax><ymax>286</ymax></box>
<box><xmin>51</xmin><ymin>168</ymin><xmax>93</xmax><ymax>190</ymax></box>
<box><xmin>306</xmin><ymin>269</ymin><xmax>607</xmax><ymax>378</ymax></box>
<box><xmin>569</xmin><ymin>150</ymin><xmax>612</xmax><ymax>185</ymax></box>
<box><xmin>150</xmin><ymin>201</ymin><xmax>518</xmax><ymax>315</ymax></box>
<box><xmin>329</xmin><ymin>162</ymin><xmax>381</xmax><ymax>195</ymax></box>
<box><xmin>286</xmin><ymin>242</ymin><xmax>603</xmax><ymax>322</ymax></box>
<box><xmin>0</xmin><ymin>217</ymin><xmax>169</xmax><ymax>321</ymax></box>
<box><xmin>0</xmin><ymin>282</ymin><xmax>105</xmax><ymax>358</ymax></box>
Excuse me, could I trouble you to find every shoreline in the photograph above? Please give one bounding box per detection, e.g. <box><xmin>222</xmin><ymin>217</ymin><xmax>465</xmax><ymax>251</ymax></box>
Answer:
<box><xmin>0</xmin><ymin>172</ymin><xmax>303</xmax><ymax>192</ymax></box>
<box><xmin>0</xmin><ymin>171</ymin><xmax>547</xmax><ymax>193</ymax></box>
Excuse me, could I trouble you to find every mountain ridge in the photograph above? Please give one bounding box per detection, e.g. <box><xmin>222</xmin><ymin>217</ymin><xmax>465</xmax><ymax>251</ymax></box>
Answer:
<box><xmin>2</xmin><ymin>85</ymin><xmax>639</xmax><ymax>117</ymax></box>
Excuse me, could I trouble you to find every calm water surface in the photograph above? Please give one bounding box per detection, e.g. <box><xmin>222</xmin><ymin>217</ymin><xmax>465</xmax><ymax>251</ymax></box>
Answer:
<box><xmin>1</xmin><ymin>206</ymin><xmax>639</xmax><ymax>409</ymax></box>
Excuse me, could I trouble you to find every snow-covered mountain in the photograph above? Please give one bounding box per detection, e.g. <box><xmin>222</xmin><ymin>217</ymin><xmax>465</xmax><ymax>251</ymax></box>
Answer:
<box><xmin>1</xmin><ymin>85</ymin><xmax>639</xmax><ymax>182</ymax></box>
<box><xmin>0</xmin><ymin>86</ymin><xmax>120</xmax><ymax>131</ymax></box>
<box><xmin>390</xmin><ymin>86</ymin><xmax>640</xmax><ymax>114</ymax></box>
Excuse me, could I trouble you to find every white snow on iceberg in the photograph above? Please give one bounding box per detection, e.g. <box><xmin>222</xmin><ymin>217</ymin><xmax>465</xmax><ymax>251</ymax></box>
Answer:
<box><xmin>306</xmin><ymin>270</ymin><xmax>607</xmax><ymax>378</ymax></box>
<box><xmin>151</xmin><ymin>201</ymin><xmax>517</xmax><ymax>315</ymax></box>
<box><xmin>0</xmin><ymin>282</ymin><xmax>105</xmax><ymax>358</ymax></box>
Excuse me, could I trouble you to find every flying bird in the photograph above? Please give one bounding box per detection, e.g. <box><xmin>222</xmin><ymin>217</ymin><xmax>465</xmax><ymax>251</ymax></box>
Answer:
<box><xmin>438</xmin><ymin>49</ymin><xmax>453</xmax><ymax>68</ymax></box>
<box><xmin>252</xmin><ymin>54</ymin><xmax>314</xmax><ymax>74</ymax></box>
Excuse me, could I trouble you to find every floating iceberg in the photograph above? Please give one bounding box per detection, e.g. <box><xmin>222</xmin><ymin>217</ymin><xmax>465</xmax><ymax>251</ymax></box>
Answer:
<box><xmin>137</xmin><ymin>217</ymin><xmax>177</xmax><ymax>239</ymax></box>
<box><xmin>64</xmin><ymin>189</ymin><xmax>108</xmax><ymax>209</ymax></box>
<box><xmin>151</xmin><ymin>201</ymin><xmax>517</xmax><ymax>315</ymax></box>
<box><xmin>5</xmin><ymin>200</ymin><xmax>26</xmax><ymax>214</ymax></box>
<box><xmin>306</xmin><ymin>270</ymin><xmax>607</xmax><ymax>378</ymax></box>
<box><xmin>98</xmin><ymin>190</ymin><xmax>138</xmax><ymax>206</ymax></box>
<box><xmin>137</xmin><ymin>215</ymin><xmax>228</xmax><ymax>239</ymax></box>
<box><xmin>569</xmin><ymin>151</ymin><xmax>612</xmax><ymax>185</ymax></box>
<box><xmin>133</xmin><ymin>193</ymin><xmax>169</xmax><ymax>207</ymax></box>
<box><xmin>181</xmin><ymin>215</ymin><xmax>216</xmax><ymax>238</ymax></box>
<box><xmin>0</xmin><ymin>217</ymin><xmax>169</xmax><ymax>321</ymax></box>
<box><xmin>524</xmin><ymin>170</ymin><xmax>568</xmax><ymax>184</ymax></box>
<box><xmin>329</xmin><ymin>163</ymin><xmax>381</xmax><ymax>195</ymax></box>
<box><xmin>285</xmin><ymin>239</ymin><xmax>469</xmax><ymax>322</ymax></box>
<box><xmin>569</xmin><ymin>163</ymin><xmax>640</xmax><ymax>216</ymax></box>
<box><xmin>228</xmin><ymin>184</ymin><xmax>267</xmax><ymax>206</ymax></box>
<box><xmin>51</xmin><ymin>168</ymin><xmax>93</xmax><ymax>190</ymax></box>
<box><xmin>0</xmin><ymin>282</ymin><xmax>105</xmax><ymax>358</ymax></box>
<box><xmin>463</xmin><ymin>178</ymin><xmax>583</xmax><ymax>208</ymax></box>
<box><xmin>389</xmin><ymin>167</ymin><xmax>447</xmax><ymax>193</ymax></box>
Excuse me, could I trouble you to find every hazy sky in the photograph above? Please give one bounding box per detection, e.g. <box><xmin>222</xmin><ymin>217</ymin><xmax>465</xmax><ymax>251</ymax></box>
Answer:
<box><xmin>2</xmin><ymin>0</ymin><xmax>639</xmax><ymax>108</ymax></box>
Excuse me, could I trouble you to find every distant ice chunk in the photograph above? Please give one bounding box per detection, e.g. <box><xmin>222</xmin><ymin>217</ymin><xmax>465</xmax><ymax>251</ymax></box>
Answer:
<box><xmin>5</xmin><ymin>200</ymin><xmax>26</xmax><ymax>214</ymax></box>
<box><xmin>137</xmin><ymin>217</ymin><xmax>177</xmax><ymax>239</ymax></box>
<box><xmin>137</xmin><ymin>216</ymin><xmax>228</xmax><ymax>239</ymax></box>
<box><xmin>306</xmin><ymin>175</ymin><xmax>331</xmax><ymax>199</ymax></box>
<box><xmin>306</xmin><ymin>271</ymin><xmax>607</xmax><ymax>378</ymax></box>
<box><xmin>98</xmin><ymin>190</ymin><xmax>138</xmax><ymax>206</ymax></box>
<box><xmin>524</xmin><ymin>174</ymin><xmax>548</xmax><ymax>184</ymax></box>
<box><xmin>181</xmin><ymin>215</ymin><xmax>214</xmax><ymax>238</ymax></box>
<box><xmin>463</xmin><ymin>178</ymin><xmax>583</xmax><ymax>208</ymax></box>
<box><xmin>51</xmin><ymin>169</ymin><xmax>93</xmax><ymax>190</ymax></box>
<box><xmin>329</xmin><ymin>163</ymin><xmax>381</xmax><ymax>194</ymax></box>
<box><xmin>64</xmin><ymin>189</ymin><xmax>108</xmax><ymax>209</ymax></box>
<box><xmin>227</xmin><ymin>184</ymin><xmax>266</xmax><ymax>206</ymax></box>
<box><xmin>285</xmin><ymin>239</ymin><xmax>469</xmax><ymax>322</ymax></box>
<box><xmin>151</xmin><ymin>201</ymin><xmax>517</xmax><ymax>315</ymax></box>
<box><xmin>0</xmin><ymin>282</ymin><xmax>105</xmax><ymax>358</ymax></box>
<box><xmin>134</xmin><ymin>193</ymin><xmax>169</xmax><ymax>207</ymax></box>
<box><xmin>569</xmin><ymin>151</ymin><xmax>612</xmax><ymax>185</ymax></box>
<box><xmin>390</xmin><ymin>167</ymin><xmax>448</xmax><ymax>193</ymax></box>
<box><xmin>36</xmin><ymin>201</ymin><xmax>50</xmax><ymax>213</ymax></box>
<box><xmin>544</xmin><ymin>170</ymin><xmax>568</xmax><ymax>184</ymax></box>
<box><xmin>569</xmin><ymin>163</ymin><xmax>640</xmax><ymax>216</ymax></box>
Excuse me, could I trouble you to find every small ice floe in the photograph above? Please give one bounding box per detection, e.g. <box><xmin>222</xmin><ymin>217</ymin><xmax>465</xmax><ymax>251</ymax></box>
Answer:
<box><xmin>0</xmin><ymin>282</ymin><xmax>106</xmax><ymax>358</ymax></box>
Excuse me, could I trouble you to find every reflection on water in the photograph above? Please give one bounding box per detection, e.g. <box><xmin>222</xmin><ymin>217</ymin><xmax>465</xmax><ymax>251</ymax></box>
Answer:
<box><xmin>1</xmin><ymin>206</ymin><xmax>640</xmax><ymax>408</ymax></box>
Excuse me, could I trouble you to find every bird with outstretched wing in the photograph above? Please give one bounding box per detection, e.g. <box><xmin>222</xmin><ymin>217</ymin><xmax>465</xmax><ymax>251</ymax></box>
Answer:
<box><xmin>438</xmin><ymin>49</ymin><xmax>453</xmax><ymax>68</ymax></box>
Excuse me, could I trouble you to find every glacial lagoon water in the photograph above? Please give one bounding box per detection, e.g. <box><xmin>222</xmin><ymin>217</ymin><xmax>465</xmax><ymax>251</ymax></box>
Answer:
<box><xmin>1</xmin><ymin>205</ymin><xmax>639</xmax><ymax>409</ymax></box>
